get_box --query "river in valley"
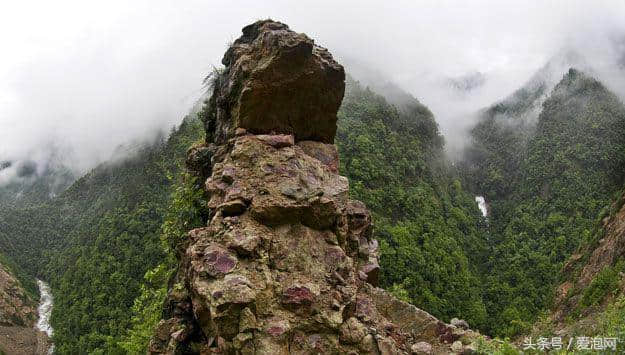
[36,280,54,354]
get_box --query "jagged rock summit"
[204,20,345,145]
[150,20,481,354]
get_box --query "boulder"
[451,340,464,353]
[450,317,470,330]
[203,20,345,145]
[411,341,433,355]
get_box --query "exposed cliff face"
[150,20,482,354]
[0,262,36,327]
[0,261,50,355]
[551,192,625,326]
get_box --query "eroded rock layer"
[0,263,49,355]
[0,263,35,327]
[150,20,479,354]
[203,20,345,145]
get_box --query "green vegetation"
[118,172,209,353]
[0,202,70,276]
[464,69,625,337]
[579,264,622,310]
[47,117,205,353]
[474,336,521,355]
[462,80,544,201]
[117,261,172,354]
[597,295,625,353]
[337,79,489,328]
[0,113,204,353]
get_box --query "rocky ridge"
[150,20,482,354]
[0,262,50,354]
[552,192,625,328]
[0,262,35,327]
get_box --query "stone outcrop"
[551,192,625,327]
[150,20,482,354]
[0,263,36,327]
[202,20,345,145]
[0,263,49,355]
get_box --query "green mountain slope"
[466,69,625,337]
[0,114,205,353]
[0,151,75,209]
[462,50,587,207]
[337,79,489,329]
[46,117,205,353]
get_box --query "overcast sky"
[2,0,625,172]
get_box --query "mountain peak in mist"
[445,71,487,93]
[0,161,12,171]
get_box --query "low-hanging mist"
[2,0,625,174]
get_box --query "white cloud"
[1,0,624,170]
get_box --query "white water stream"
[475,195,488,217]
[36,280,54,354]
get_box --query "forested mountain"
[462,50,586,202]
[337,79,489,329]
[0,112,205,352]
[46,117,205,353]
[0,150,76,278]
[0,150,75,209]
[462,68,625,337]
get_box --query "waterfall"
[475,196,488,217]
[36,280,54,354]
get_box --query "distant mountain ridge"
[0,147,75,209]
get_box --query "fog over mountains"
[2,0,625,177]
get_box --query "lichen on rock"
[150,19,481,354]
[201,20,345,145]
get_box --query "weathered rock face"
[552,193,625,325]
[202,20,345,145]
[0,263,36,327]
[0,265,50,355]
[150,20,481,354]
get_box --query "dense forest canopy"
[337,79,489,328]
